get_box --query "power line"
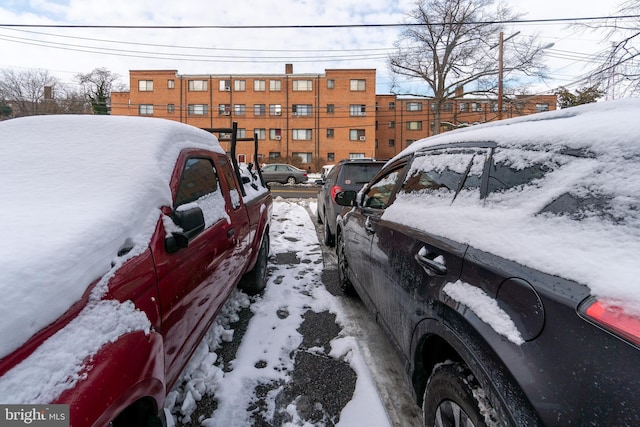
[0,15,639,29]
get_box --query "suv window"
[363,168,403,209]
[338,163,384,187]
[401,148,488,202]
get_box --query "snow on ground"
[166,198,391,427]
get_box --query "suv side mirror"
[165,206,205,253]
[335,190,357,206]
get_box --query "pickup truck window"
[217,159,242,210]
[175,158,219,207]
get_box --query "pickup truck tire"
[239,233,269,295]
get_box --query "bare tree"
[0,68,60,117]
[76,68,121,115]
[389,0,549,133]
[575,1,640,98]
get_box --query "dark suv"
[316,158,385,246]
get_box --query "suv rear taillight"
[331,185,343,201]
[582,298,640,346]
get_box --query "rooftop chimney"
[285,64,293,74]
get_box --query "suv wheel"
[336,232,354,295]
[423,362,499,427]
[323,212,334,246]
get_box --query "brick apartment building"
[111,65,556,170]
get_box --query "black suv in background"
[316,158,385,246]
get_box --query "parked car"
[334,99,640,426]
[0,115,272,426]
[261,163,309,184]
[317,158,385,246]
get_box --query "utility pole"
[495,31,520,120]
[498,32,504,120]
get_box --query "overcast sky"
[0,0,620,95]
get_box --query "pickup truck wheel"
[336,232,355,295]
[423,362,498,427]
[239,233,269,295]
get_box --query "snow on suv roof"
[0,115,223,360]
[391,98,640,162]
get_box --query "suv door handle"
[414,252,447,276]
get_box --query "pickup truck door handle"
[364,216,375,234]
[414,252,447,276]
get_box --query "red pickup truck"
[0,116,272,426]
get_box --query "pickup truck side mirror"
[335,190,357,207]
[165,206,205,253]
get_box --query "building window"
[219,80,231,91]
[327,129,334,138]
[269,80,281,91]
[138,80,153,91]
[388,121,395,128]
[389,139,395,147]
[234,104,246,116]
[234,80,246,91]
[471,102,483,112]
[407,102,422,111]
[269,152,281,159]
[293,80,313,91]
[237,128,246,138]
[327,79,335,89]
[459,102,469,112]
[167,104,175,113]
[536,103,549,112]
[254,104,266,116]
[167,79,175,89]
[349,129,366,141]
[350,79,366,91]
[270,104,282,116]
[292,129,312,140]
[327,152,335,162]
[219,104,231,115]
[406,121,422,130]
[269,129,282,140]
[327,104,335,114]
[350,104,366,116]
[293,152,312,163]
[188,104,208,115]
[349,153,365,159]
[389,101,395,110]
[254,80,266,91]
[443,102,453,111]
[139,104,153,115]
[254,128,266,139]
[292,104,312,116]
[188,80,208,91]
